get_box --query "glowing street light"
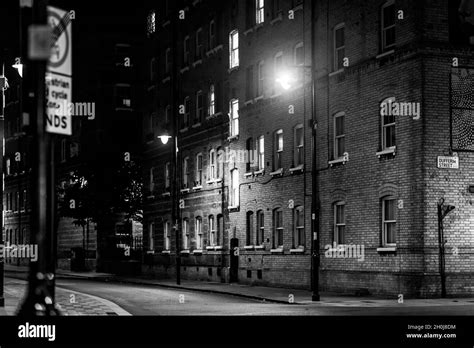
[275,69,297,90]
[12,63,23,78]
[158,135,172,145]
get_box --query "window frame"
[293,206,304,248]
[246,211,254,246]
[209,19,216,50]
[208,84,215,116]
[294,124,304,167]
[333,112,345,160]
[333,23,345,71]
[182,218,189,250]
[334,201,346,245]
[257,136,265,171]
[183,36,190,66]
[256,210,265,245]
[382,197,397,246]
[195,153,203,186]
[164,220,171,250]
[229,30,239,69]
[149,222,155,251]
[195,216,203,249]
[230,168,239,207]
[381,97,396,150]
[273,52,284,94]
[273,129,283,170]
[273,208,283,249]
[195,28,203,61]
[182,156,190,188]
[183,96,190,128]
[196,90,204,124]
[256,0,265,24]
[257,60,264,97]
[381,0,396,51]
[209,215,216,246]
[294,42,304,67]
[229,99,239,137]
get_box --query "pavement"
[5,263,474,309]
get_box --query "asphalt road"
[52,278,474,316]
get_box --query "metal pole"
[310,0,320,302]
[18,0,60,316]
[438,199,446,298]
[0,60,6,308]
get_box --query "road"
[49,278,474,316]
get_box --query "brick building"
[143,0,474,297]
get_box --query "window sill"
[192,122,202,128]
[180,66,190,74]
[255,245,265,250]
[270,168,283,177]
[180,188,190,194]
[227,135,239,142]
[270,14,283,25]
[377,247,396,253]
[162,250,171,254]
[244,28,253,36]
[291,4,303,12]
[254,95,264,102]
[244,100,254,106]
[180,250,190,255]
[244,245,254,250]
[270,92,282,99]
[215,178,223,183]
[376,147,396,158]
[162,20,170,28]
[161,192,171,197]
[179,127,189,133]
[289,165,304,174]
[192,59,202,67]
[254,169,265,176]
[192,185,203,190]
[244,172,254,178]
[206,246,215,251]
[376,49,395,59]
[270,248,284,254]
[328,69,344,77]
[146,195,155,200]
[192,0,201,6]
[254,23,264,31]
[228,205,239,212]
[162,76,170,84]
[329,155,349,167]
[290,248,305,254]
[228,66,239,74]
[193,249,203,255]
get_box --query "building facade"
[140,0,474,297]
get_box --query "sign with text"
[47,6,72,76]
[437,156,459,169]
[46,73,72,135]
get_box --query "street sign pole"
[18,0,60,317]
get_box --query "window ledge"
[244,28,253,36]
[270,248,284,254]
[162,20,170,28]
[376,49,395,59]
[254,23,264,30]
[214,44,223,52]
[228,205,239,212]
[254,169,265,176]
[255,245,265,250]
[206,179,216,184]
[161,192,171,197]
[228,66,239,74]
[244,172,254,178]
[270,168,283,177]
[215,178,223,183]
[193,249,203,255]
[329,69,344,77]
[162,76,170,84]
[254,95,264,102]
[180,66,190,74]
[270,92,282,99]
[192,0,201,6]
[377,247,396,253]
[376,147,396,158]
[192,59,202,67]
[289,165,304,174]
[180,188,190,194]
[214,246,223,251]
[162,250,171,254]
[180,250,190,255]
[290,248,305,253]
[192,122,202,128]
[329,155,349,167]
[270,14,283,25]
[206,49,215,58]
[179,127,189,133]
[292,4,303,12]
[206,246,215,251]
[146,250,155,254]
[192,185,203,190]
[244,245,254,250]
[146,195,155,200]
[227,135,239,142]
[244,100,254,106]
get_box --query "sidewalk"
[5,264,474,308]
[0,277,131,316]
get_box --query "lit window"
[230,169,239,207]
[196,217,203,249]
[257,136,264,171]
[164,221,170,250]
[256,210,264,245]
[209,20,216,49]
[334,24,345,71]
[381,1,396,51]
[147,11,156,36]
[195,153,203,186]
[256,0,265,24]
[229,30,239,68]
[273,129,283,170]
[195,28,203,60]
[382,197,397,246]
[229,99,239,137]
[293,206,304,248]
[196,91,204,124]
[257,60,264,97]
[182,218,189,249]
[6,158,11,175]
[183,36,190,65]
[209,149,217,180]
[333,112,345,159]
[381,98,396,150]
[209,215,216,246]
[294,124,304,166]
[273,208,283,248]
[294,42,304,66]
[182,157,190,188]
[334,202,345,244]
[149,222,155,251]
[208,84,215,116]
[165,162,171,190]
[246,211,254,246]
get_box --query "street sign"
[46,6,72,135]
[28,25,52,60]
[437,156,459,169]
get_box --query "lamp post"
[276,63,319,301]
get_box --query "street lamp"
[158,135,172,145]
[276,64,320,302]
